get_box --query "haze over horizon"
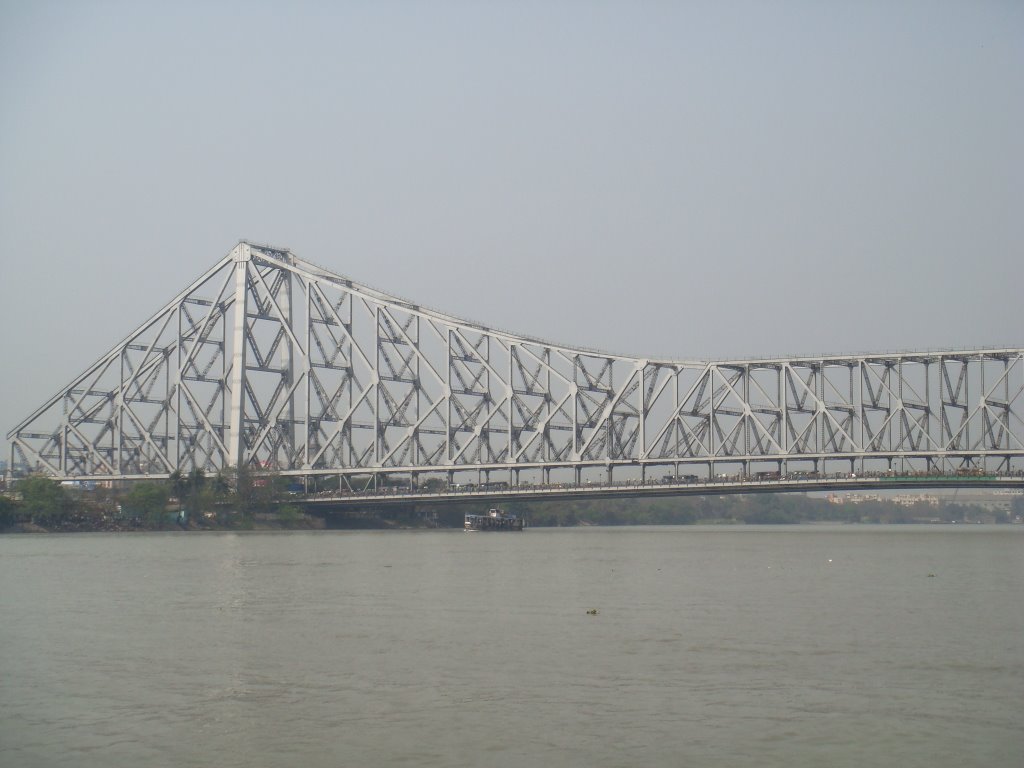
[2,1,1021,454]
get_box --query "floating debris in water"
[586,609,599,615]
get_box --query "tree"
[18,476,69,525]
[226,466,282,519]
[277,504,303,524]
[1011,495,1024,520]
[125,482,170,527]
[187,468,207,496]
[168,470,188,502]
[171,467,208,521]
[0,494,19,528]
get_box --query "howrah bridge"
[8,242,1024,502]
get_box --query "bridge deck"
[295,475,1024,508]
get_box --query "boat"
[464,508,525,531]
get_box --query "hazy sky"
[1,1,1021,453]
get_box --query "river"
[1,525,1021,767]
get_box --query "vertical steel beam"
[227,243,250,468]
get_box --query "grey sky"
[1,1,1021,454]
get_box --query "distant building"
[834,492,938,506]
[893,494,939,507]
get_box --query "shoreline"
[4,518,1017,534]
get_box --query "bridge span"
[8,241,1023,488]
[295,473,1024,509]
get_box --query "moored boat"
[464,508,525,531]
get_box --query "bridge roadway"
[294,473,1024,509]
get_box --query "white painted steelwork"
[8,242,1024,483]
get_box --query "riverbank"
[4,486,1018,533]
[5,516,1018,534]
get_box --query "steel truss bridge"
[8,242,1024,499]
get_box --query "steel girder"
[8,242,1024,480]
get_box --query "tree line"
[0,468,301,531]
[423,492,1019,528]
[2,473,1018,531]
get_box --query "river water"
[1,525,1021,768]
